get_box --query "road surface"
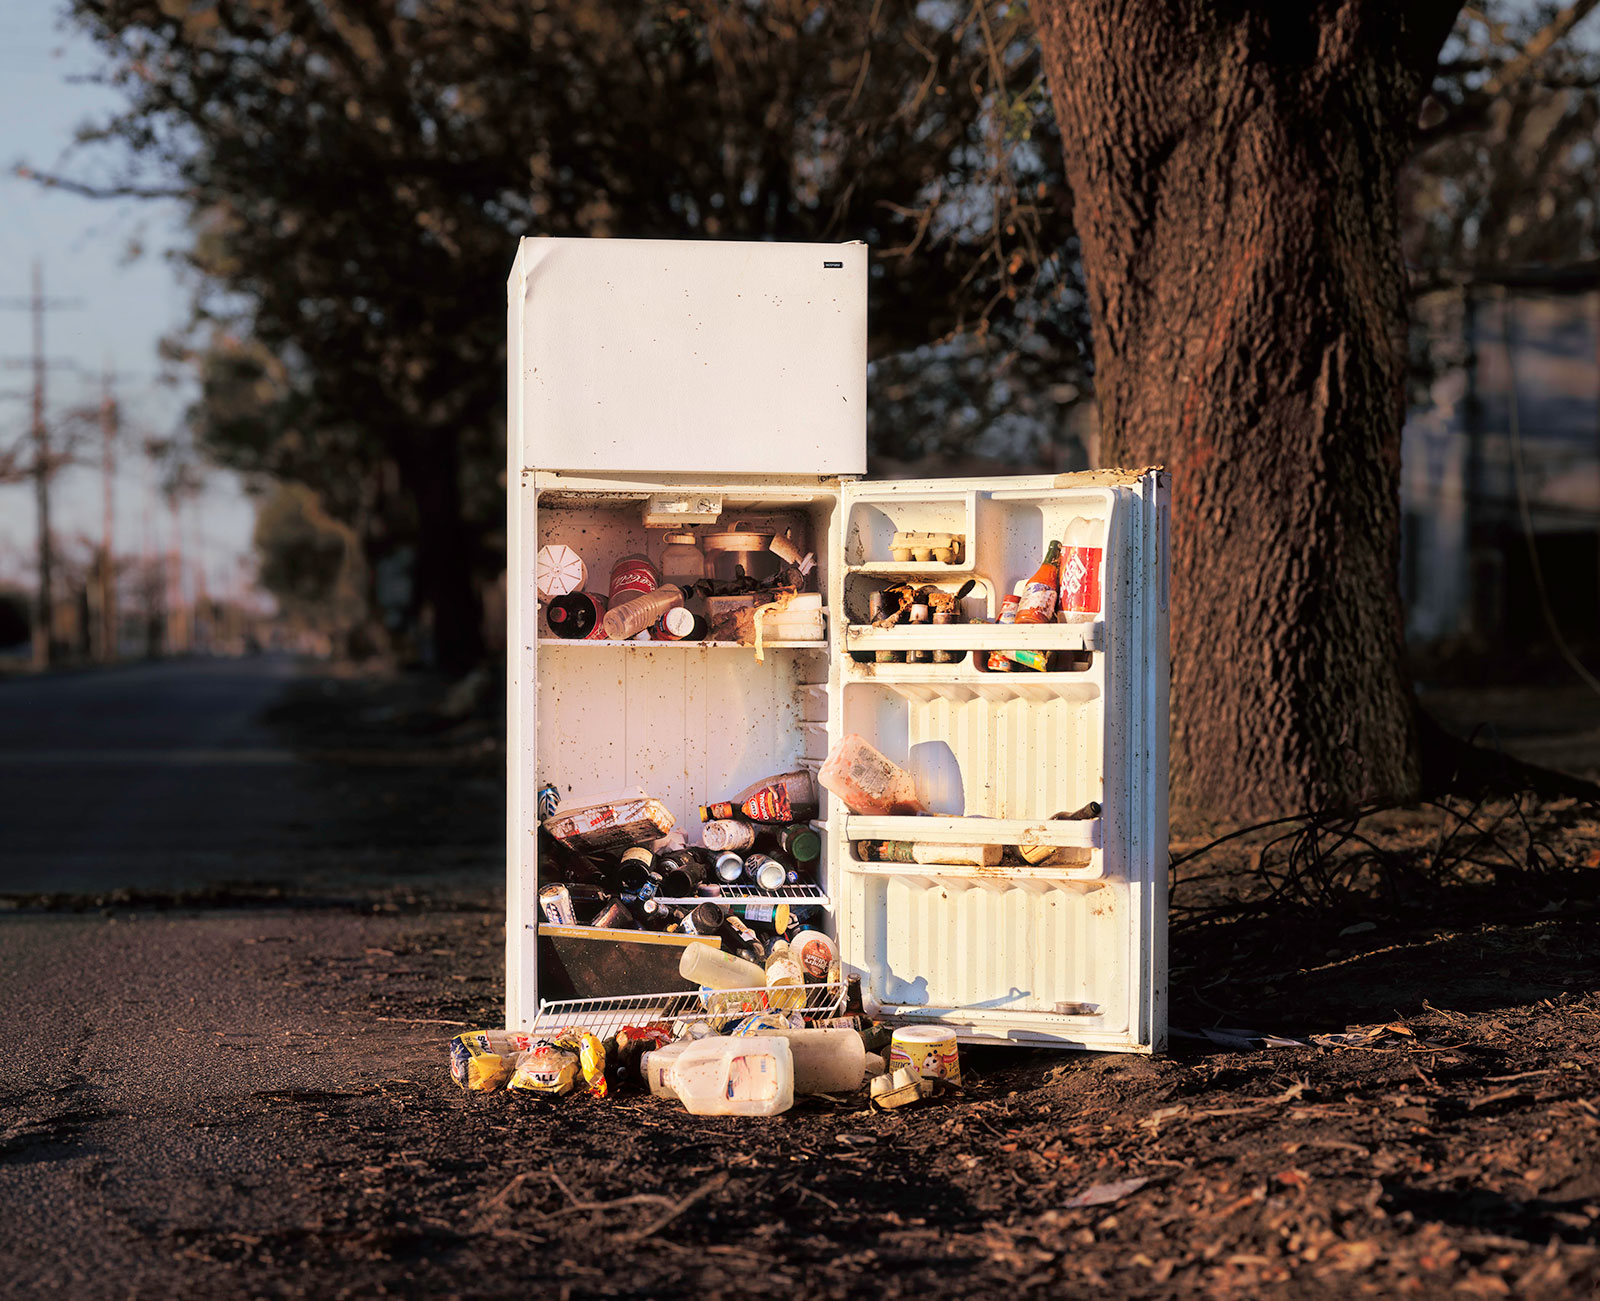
[0,657,500,899]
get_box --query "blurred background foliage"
[41,0,1599,671]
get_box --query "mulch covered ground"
[127,796,1598,1299]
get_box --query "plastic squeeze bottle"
[678,942,768,991]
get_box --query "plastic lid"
[663,606,697,636]
[891,1025,958,1045]
[663,532,700,545]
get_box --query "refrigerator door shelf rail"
[843,814,1102,850]
[843,621,1104,653]
[652,884,834,910]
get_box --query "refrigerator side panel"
[505,273,541,1029]
[1142,471,1171,1050]
[510,237,866,477]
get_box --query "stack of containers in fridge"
[506,235,1170,1054]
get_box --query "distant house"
[1402,274,1599,654]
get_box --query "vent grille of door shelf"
[531,983,847,1040]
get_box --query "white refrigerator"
[506,236,1170,1053]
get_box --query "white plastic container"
[639,1039,693,1098]
[668,1036,795,1116]
[678,943,767,991]
[748,1027,864,1095]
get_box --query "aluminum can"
[539,883,576,926]
[589,901,637,930]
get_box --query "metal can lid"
[755,859,787,891]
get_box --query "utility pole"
[0,262,83,669]
[98,365,119,662]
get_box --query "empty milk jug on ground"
[668,1035,794,1116]
[748,1027,865,1095]
[818,733,926,815]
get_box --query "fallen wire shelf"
[650,883,833,910]
[532,982,847,1040]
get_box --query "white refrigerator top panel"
[509,237,867,476]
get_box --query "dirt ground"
[4,668,1600,1298]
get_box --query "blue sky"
[0,3,257,601]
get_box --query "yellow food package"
[508,1027,609,1097]
[449,1030,536,1092]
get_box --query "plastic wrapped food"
[508,1028,609,1097]
[543,796,675,855]
[448,1030,537,1092]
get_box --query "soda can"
[745,853,790,892]
[539,883,576,926]
[714,851,746,883]
[537,783,561,820]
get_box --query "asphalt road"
[0,657,500,900]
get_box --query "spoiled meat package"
[542,796,676,854]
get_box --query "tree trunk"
[402,433,484,677]
[1035,1,1461,821]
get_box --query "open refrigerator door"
[830,471,1169,1051]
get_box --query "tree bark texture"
[1035,1,1461,820]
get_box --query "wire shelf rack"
[532,981,846,1040]
[651,883,833,910]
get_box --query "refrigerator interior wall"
[521,480,842,1018]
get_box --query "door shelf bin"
[844,621,1104,653]
[844,814,1101,849]
[842,664,1101,705]
[845,855,1103,884]
[843,490,977,568]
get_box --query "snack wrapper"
[449,1029,536,1093]
[508,1027,610,1097]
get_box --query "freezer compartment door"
[508,237,866,476]
[831,471,1169,1052]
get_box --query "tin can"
[888,1025,961,1085]
[609,554,660,603]
[537,783,561,820]
[680,901,725,937]
[907,602,932,663]
[713,851,745,883]
[539,883,576,926]
[589,901,637,930]
[745,853,789,892]
[931,610,962,664]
